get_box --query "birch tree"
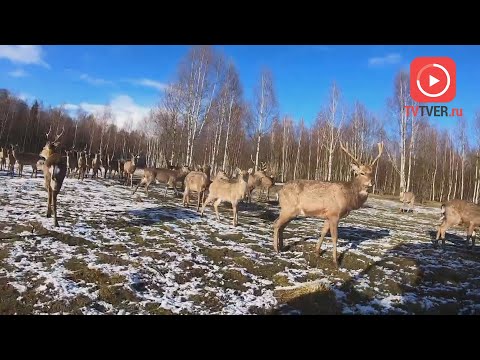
[252,68,277,172]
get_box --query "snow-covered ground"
[1,170,480,315]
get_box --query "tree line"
[1,45,477,204]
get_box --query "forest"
[1,45,476,203]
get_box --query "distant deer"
[399,191,415,212]
[273,141,384,268]
[183,165,211,211]
[77,148,87,180]
[5,148,15,176]
[436,199,480,249]
[65,148,78,178]
[91,152,103,178]
[132,165,189,197]
[106,154,119,179]
[11,144,41,177]
[201,167,249,226]
[0,147,6,170]
[39,126,67,227]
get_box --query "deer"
[39,126,67,227]
[133,165,190,197]
[183,165,211,211]
[77,148,87,180]
[65,148,78,178]
[246,168,275,203]
[200,167,249,227]
[5,148,15,176]
[399,191,415,213]
[91,152,103,178]
[436,199,480,249]
[246,157,275,202]
[85,151,93,178]
[0,146,6,171]
[273,141,384,268]
[11,144,41,177]
[123,154,140,188]
[106,154,119,179]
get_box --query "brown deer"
[123,154,140,187]
[399,191,415,213]
[200,168,249,227]
[39,126,67,227]
[5,148,15,176]
[77,148,87,180]
[11,144,41,177]
[65,148,78,178]
[273,141,384,268]
[246,168,275,203]
[106,154,119,179]
[91,152,103,178]
[183,165,211,211]
[132,165,190,197]
[436,199,480,249]
[0,147,6,170]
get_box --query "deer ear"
[350,163,360,174]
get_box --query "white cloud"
[79,73,113,86]
[64,95,151,130]
[18,92,35,102]
[368,53,402,66]
[8,69,28,78]
[132,78,168,91]
[0,45,49,68]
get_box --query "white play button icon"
[429,75,440,87]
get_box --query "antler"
[250,154,256,165]
[339,141,360,165]
[46,125,52,140]
[370,142,384,166]
[53,126,65,145]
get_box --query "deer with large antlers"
[40,125,67,227]
[273,141,384,268]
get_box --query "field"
[1,168,480,315]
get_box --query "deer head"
[340,141,384,189]
[40,125,65,159]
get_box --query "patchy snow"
[1,172,480,314]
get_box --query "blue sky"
[1,45,479,134]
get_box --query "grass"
[2,173,480,314]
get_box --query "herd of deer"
[1,130,479,269]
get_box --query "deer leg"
[46,188,52,218]
[232,201,238,226]
[466,223,475,248]
[196,191,202,212]
[329,216,340,268]
[183,188,189,207]
[273,209,298,252]
[132,178,146,195]
[315,220,331,255]
[145,181,151,196]
[213,198,222,222]
[200,194,214,217]
[52,191,59,227]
